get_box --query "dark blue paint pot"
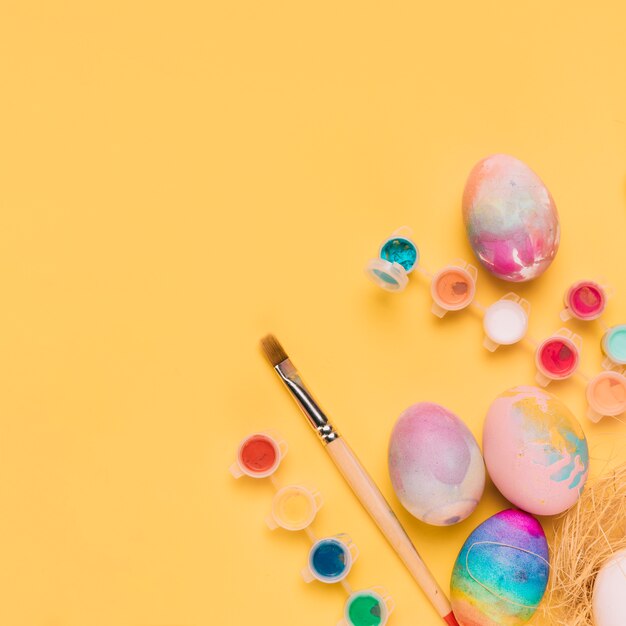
[308,536,355,583]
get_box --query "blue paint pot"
[365,228,419,293]
[305,535,357,583]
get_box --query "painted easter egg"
[450,509,549,626]
[483,386,589,516]
[462,154,560,282]
[592,548,626,626]
[388,402,485,526]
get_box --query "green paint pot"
[344,589,393,626]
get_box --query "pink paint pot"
[561,280,608,321]
[535,329,581,386]
[586,370,626,422]
[430,260,477,318]
[230,431,287,479]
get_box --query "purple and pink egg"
[388,403,485,526]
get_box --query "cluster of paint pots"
[231,431,395,626]
[365,228,477,316]
[366,232,626,423]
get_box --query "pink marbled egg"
[388,403,485,526]
[463,154,560,282]
[483,386,589,516]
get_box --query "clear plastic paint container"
[483,293,530,351]
[229,431,287,479]
[365,227,419,292]
[302,534,359,584]
[586,369,626,423]
[601,324,626,365]
[535,328,582,387]
[430,260,477,317]
[266,484,323,531]
[560,280,610,322]
[338,587,395,626]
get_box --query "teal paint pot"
[602,324,626,365]
[365,227,419,292]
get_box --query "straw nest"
[539,461,626,625]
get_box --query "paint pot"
[535,329,581,386]
[601,325,626,365]
[266,484,323,531]
[483,293,530,351]
[430,260,477,317]
[365,227,419,292]
[561,280,608,321]
[586,370,626,422]
[230,431,287,479]
[338,587,395,626]
[302,534,359,584]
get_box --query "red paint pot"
[535,333,581,385]
[230,432,286,478]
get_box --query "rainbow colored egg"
[388,403,485,526]
[462,154,560,282]
[483,386,589,516]
[450,509,549,626]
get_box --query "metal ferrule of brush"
[274,360,340,445]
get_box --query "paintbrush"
[260,334,459,626]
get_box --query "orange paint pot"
[431,262,477,317]
[586,370,626,422]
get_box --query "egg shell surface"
[592,548,626,626]
[388,402,485,526]
[462,154,560,282]
[450,508,549,626]
[483,386,589,516]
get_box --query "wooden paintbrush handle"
[326,437,457,624]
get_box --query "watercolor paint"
[230,431,286,479]
[304,536,357,583]
[430,262,477,317]
[602,325,626,365]
[240,435,277,473]
[345,591,388,626]
[563,280,607,321]
[365,228,419,292]
[379,237,418,272]
[483,295,530,350]
[312,539,349,580]
[535,335,580,384]
[586,371,626,422]
[268,485,322,531]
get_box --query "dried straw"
[539,462,626,626]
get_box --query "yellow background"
[1,1,625,625]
